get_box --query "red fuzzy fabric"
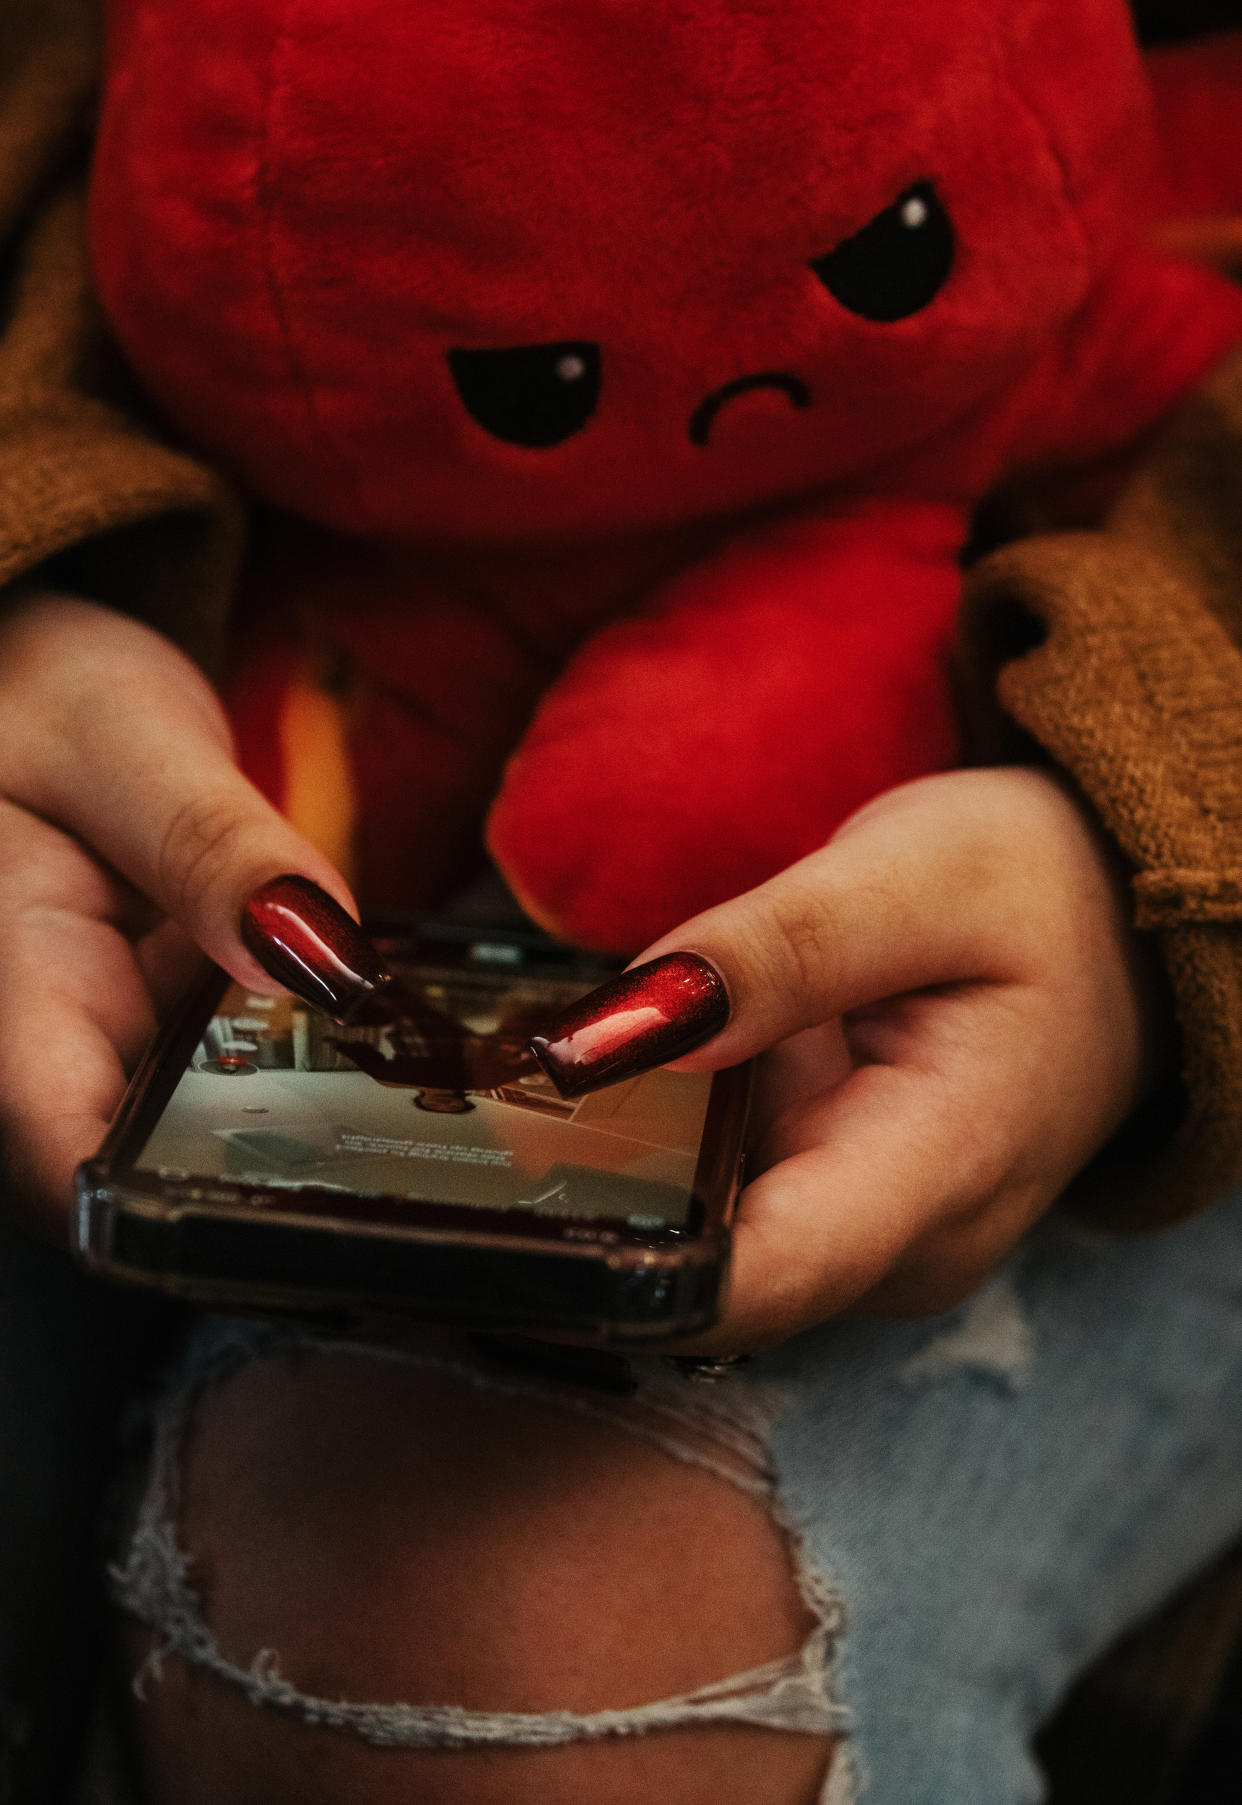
[1147,33,1242,217]
[90,0,1242,948]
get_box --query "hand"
[0,592,358,1237]
[541,769,1167,1351]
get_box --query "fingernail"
[529,952,729,1099]
[241,875,394,1023]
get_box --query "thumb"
[529,773,1039,1094]
[6,599,388,1017]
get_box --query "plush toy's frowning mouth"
[689,371,812,446]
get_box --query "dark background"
[1134,0,1242,40]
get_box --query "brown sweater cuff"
[0,176,243,670]
[0,411,242,671]
[961,531,1242,1228]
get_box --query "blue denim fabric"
[105,1191,1242,1803]
[760,1194,1242,1802]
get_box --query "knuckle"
[953,1146,1017,1224]
[156,790,257,923]
[748,878,842,1017]
[910,1266,986,1318]
[1,1112,88,1231]
[0,811,97,923]
[871,1248,989,1319]
[0,811,40,898]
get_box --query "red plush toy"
[90,0,1242,950]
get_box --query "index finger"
[531,770,1065,1096]
[0,596,362,996]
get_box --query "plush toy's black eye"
[447,341,601,448]
[810,183,954,323]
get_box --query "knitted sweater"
[4,0,1242,1226]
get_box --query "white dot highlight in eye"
[901,196,929,230]
[556,354,587,383]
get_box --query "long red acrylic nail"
[528,952,729,1099]
[241,875,395,1023]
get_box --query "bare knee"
[118,1345,834,1805]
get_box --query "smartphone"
[75,921,750,1344]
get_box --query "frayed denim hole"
[111,1320,851,1784]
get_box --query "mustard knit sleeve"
[0,0,241,669]
[961,343,1242,1227]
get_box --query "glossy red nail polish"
[241,875,395,1023]
[529,952,729,1098]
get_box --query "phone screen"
[127,951,713,1234]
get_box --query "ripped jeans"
[110,1190,1242,1805]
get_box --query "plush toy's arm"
[1001,246,1242,490]
[486,499,967,953]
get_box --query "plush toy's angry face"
[93,0,1152,539]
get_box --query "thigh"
[111,1191,1242,1805]
[114,1326,837,1805]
